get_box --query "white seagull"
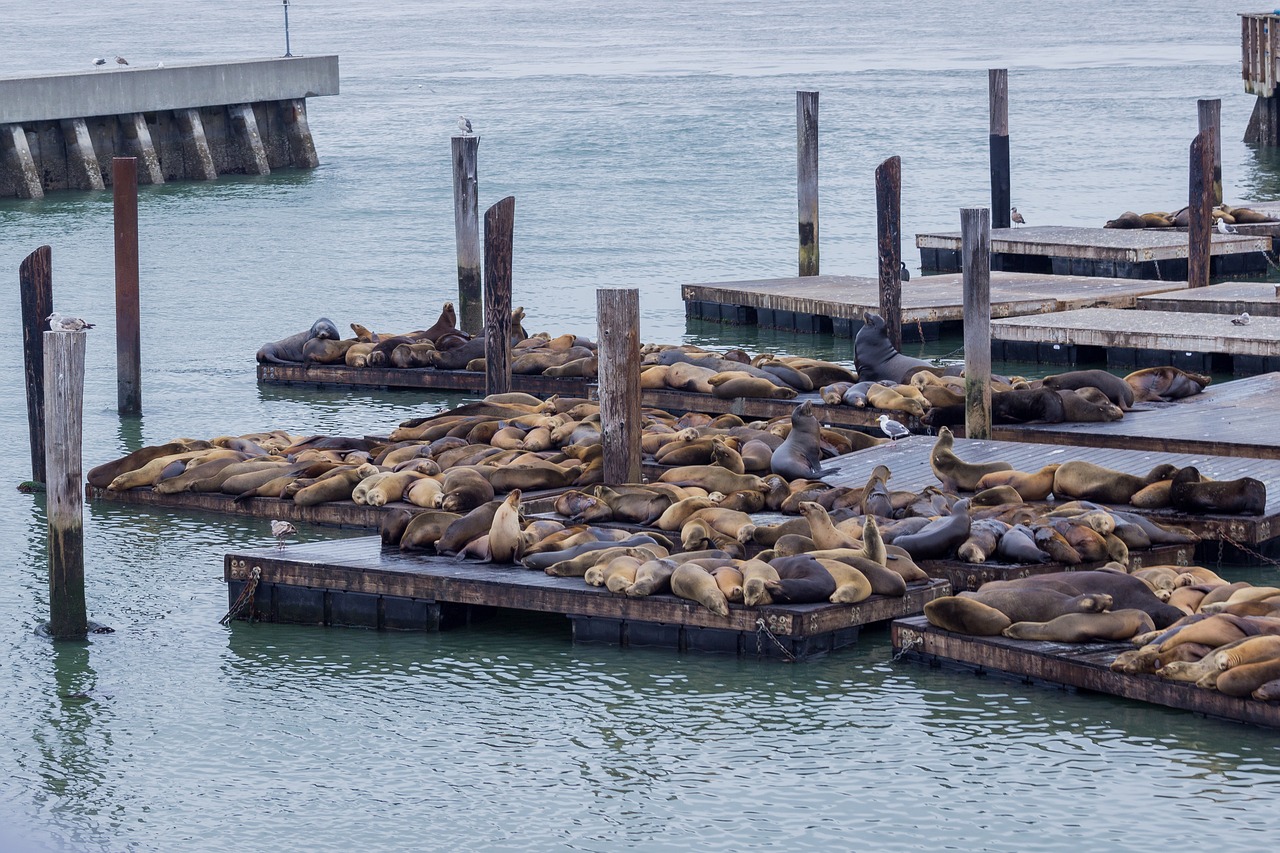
[878,414,910,446]
[1232,311,1251,326]
[1216,218,1238,235]
[92,57,106,66]
[46,312,95,332]
[457,115,473,135]
[271,519,296,549]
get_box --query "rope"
[754,617,796,662]
[220,566,261,626]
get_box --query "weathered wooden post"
[797,90,819,277]
[20,246,53,484]
[483,195,514,396]
[1198,99,1223,206]
[452,135,482,336]
[961,207,992,439]
[44,329,88,640]
[989,69,1010,230]
[597,288,642,485]
[114,157,142,415]
[876,155,903,351]
[1188,131,1214,289]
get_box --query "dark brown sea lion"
[1169,466,1267,516]
[769,400,831,480]
[855,312,938,383]
[422,302,460,342]
[924,596,1013,635]
[981,570,1184,628]
[1125,366,1210,403]
[764,555,837,604]
[399,510,463,551]
[1039,369,1134,410]
[1056,389,1124,422]
[891,499,972,560]
[1003,609,1155,642]
[1052,461,1178,505]
[959,587,1113,624]
[257,318,341,364]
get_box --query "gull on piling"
[46,312,95,332]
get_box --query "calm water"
[2,2,1279,850]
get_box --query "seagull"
[1011,207,1026,227]
[900,261,911,282]
[46,312,95,332]
[457,115,473,135]
[878,414,910,446]
[1216,218,1239,235]
[115,55,128,66]
[271,519,296,549]
[93,57,106,66]
[1232,311,1251,326]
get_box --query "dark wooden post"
[797,90,819,276]
[483,196,514,396]
[113,157,142,415]
[961,207,992,439]
[20,246,52,484]
[597,288,642,485]
[1198,99,1223,206]
[44,330,88,640]
[1189,131,1214,289]
[452,135,482,336]
[989,69,1010,230]
[875,155,903,351]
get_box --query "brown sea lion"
[798,502,860,550]
[959,587,1113,624]
[770,400,832,480]
[924,596,1013,636]
[892,499,972,560]
[670,563,730,616]
[1168,466,1267,516]
[764,555,837,604]
[1002,609,1155,642]
[399,510,463,551]
[304,337,358,364]
[741,559,781,606]
[709,372,798,399]
[440,468,496,512]
[975,465,1060,501]
[1125,366,1210,403]
[1217,658,1280,698]
[855,311,938,383]
[1052,461,1178,505]
[1039,369,1134,410]
[257,318,341,364]
[957,518,1009,564]
[488,489,524,564]
[929,427,1012,492]
[627,558,678,597]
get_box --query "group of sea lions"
[1104,203,1276,229]
[638,344,857,400]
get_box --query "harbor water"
[1,1,1278,849]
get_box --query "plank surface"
[991,307,1280,356]
[257,362,591,396]
[915,225,1267,261]
[891,616,1280,728]
[682,271,1185,322]
[1137,280,1280,316]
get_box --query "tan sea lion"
[488,490,524,564]
[440,468,497,512]
[929,427,1012,492]
[709,565,745,603]
[741,559,781,606]
[398,510,462,551]
[975,465,1060,501]
[1217,658,1280,697]
[627,558,678,597]
[798,502,860,550]
[1215,635,1280,671]
[709,372,797,399]
[1052,461,1178,505]
[304,337,359,364]
[814,559,873,604]
[658,466,768,494]
[1002,609,1155,642]
[670,563,730,616]
[1125,366,1210,402]
[924,596,1013,636]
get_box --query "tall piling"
[989,69,1010,230]
[453,135,482,336]
[44,330,88,640]
[19,245,52,483]
[113,157,142,415]
[597,288,642,485]
[1198,99,1223,206]
[961,207,992,439]
[483,195,515,396]
[1189,131,1214,289]
[797,90,819,277]
[875,155,903,351]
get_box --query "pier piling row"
[0,56,338,198]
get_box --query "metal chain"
[220,566,261,626]
[755,618,797,662]
[1258,249,1280,272]
[1215,531,1280,568]
[888,632,922,663]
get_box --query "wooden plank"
[891,616,1280,728]
[875,155,903,349]
[597,289,642,484]
[483,196,514,396]
[989,69,1010,229]
[1136,281,1280,316]
[915,225,1267,262]
[1188,131,1213,289]
[19,245,52,483]
[255,362,591,397]
[451,134,482,336]
[45,330,88,639]
[796,90,819,277]
[225,536,950,636]
[113,157,142,415]
[961,207,992,438]
[991,306,1280,357]
[682,272,1186,324]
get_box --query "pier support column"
[989,69,1010,230]
[121,113,164,185]
[281,99,319,168]
[796,91,819,277]
[175,109,218,180]
[229,104,270,176]
[2,124,44,199]
[58,118,104,191]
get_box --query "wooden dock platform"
[998,374,1280,460]
[819,437,1280,548]
[917,543,1194,593]
[1137,280,1280,317]
[257,362,592,397]
[991,307,1280,374]
[682,271,1185,337]
[890,616,1280,729]
[916,225,1269,279]
[223,537,951,659]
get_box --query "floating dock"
[916,226,1269,279]
[891,616,1279,728]
[991,307,1280,374]
[682,271,1184,337]
[916,543,1194,593]
[1136,280,1280,317]
[223,537,951,659]
[256,362,592,397]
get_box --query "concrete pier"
[0,56,338,198]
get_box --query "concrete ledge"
[0,56,339,124]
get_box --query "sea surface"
[1,2,1278,850]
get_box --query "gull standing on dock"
[271,520,296,549]
[46,312,94,331]
[1232,311,1251,326]
[92,57,106,66]
[1216,218,1238,235]
[1010,207,1026,227]
[457,115,473,135]
[878,415,910,446]
[115,55,128,65]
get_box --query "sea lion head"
[310,317,340,341]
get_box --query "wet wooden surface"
[257,362,592,396]
[991,307,1280,356]
[1137,280,1280,317]
[915,225,1268,261]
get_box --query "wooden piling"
[597,288,642,484]
[1189,131,1213,289]
[113,158,142,415]
[989,69,1010,230]
[452,135,482,335]
[875,155,903,351]
[19,246,52,483]
[796,91,819,277]
[961,207,992,439]
[483,195,515,396]
[1198,99,1223,206]
[44,330,88,640]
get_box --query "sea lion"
[1168,466,1266,516]
[808,551,906,597]
[1217,658,1280,698]
[398,510,462,551]
[924,596,1013,636]
[929,427,1012,492]
[602,556,642,594]
[798,502,860,550]
[1056,389,1124,422]
[984,570,1185,628]
[440,468,497,513]
[975,465,1060,501]
[1039,369,1135,410]
[670,563,730,615]
[389,342,439,369]
[436,501,504,555]
[709,372,797,399]
[1214,635,1280,671]
[891,499,972,560]
[304,337,358,364]
[256,317,341,364]
[1125,367,1210,403]
[627,558,678,597]
[741,559,781,606]
[422,302,460,342]
[379,507,416,548]
[1052,461,1178,505]
[855,312,937,383]
[957,518,1009,564]
[709,565,745,603]
[658,466,768,494]
[765,555,837,604]
[814,559,873,604]
[864,383,925,418]
[1002,609,1155,642]
[770,400,831,480]
[959,587,1113,624]
[488,490,524,563]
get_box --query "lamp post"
[283,0,292,57]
